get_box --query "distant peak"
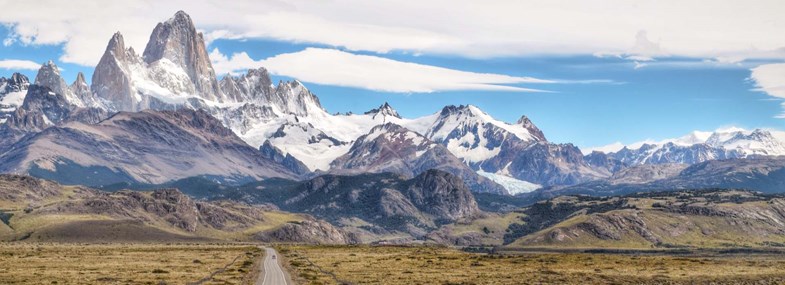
[440,104,469,116]
[143,10,199,65]
[36,60,61,76]
[364,102,401,119]
[111,31,124,42]
[368,122,409,135]
[174,10,189,18]
[73,72,87,86]
[517,115,546,141]
[516,115,532,125]
[8,72,29,85]
[34,60,68,96]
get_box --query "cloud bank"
[1,0,785,66]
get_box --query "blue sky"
[1,1,784,149]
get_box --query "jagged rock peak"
[34,61,69,97]
[92,31,137,112]
[106,32,126,57]
[273,80,324,115]
[143,10,223,101]
[364,102,401,119]
[1,73,30,92]
[7,73,29,86]
[143,10,198,65]
[517,115,546,141]
[72,72,87,87]
[439,104,470,116]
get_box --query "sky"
[1,0,784,150]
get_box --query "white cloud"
[215,47,552,93]
[0,59,41,70]
[2,0,785,66]
[750,63,785,118]
[209,48,264,76]
[751,63,785,99]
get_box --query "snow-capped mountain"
[0,62,111,149]
[601,128,785,166]
[329,123,507,194]
[91,12,233,112]
[412,105,542,164]
[403,105,609,187]
[0,73,30,123]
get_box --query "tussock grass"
[0,243,261,284]
[279,245,785,284]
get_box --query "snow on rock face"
[93,12,230,112]
[364,102,401,120]
[34,61,95,109]
[329,123,508,194]
[418,105,539,163]
[0,73,30,118]
[219,68,274,103]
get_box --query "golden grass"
[0,243,261,284]
[279,245,785,285]
[510,209,785,249]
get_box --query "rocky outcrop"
[0,174,362,244]
[0,174,65,205]
[226,170,484,239]
[508,189,785,248]
[403,169,481,221]
[255,219,360,244]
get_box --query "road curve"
[257,247,288,285]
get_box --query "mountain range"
[2,10,785,198]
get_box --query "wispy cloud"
[212,48,553,93]
[0,59,40,70]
